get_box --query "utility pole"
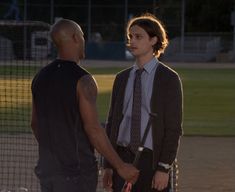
[231,9,235,61]
[88,0,91,42]
[153,0,156,15]
[180,0,185,59]
[124,0,128,27]
[23,0,27,60]
[50,0,54,24]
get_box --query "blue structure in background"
[3,0,21,21]
[86,42,126,60]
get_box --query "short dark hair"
[126,13,169,58]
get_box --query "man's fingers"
[152,171,169,190]
[103,169,113,189]
[153,181,168,190]
[104,187,113,192]
[130,173,139,184]
[151,177,154,188]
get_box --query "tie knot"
[136,68,144,76]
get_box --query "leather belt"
[117,145,152,154]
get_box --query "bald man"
[31,19,139,192]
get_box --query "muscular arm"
[31,99,39,142]
[76,74,124,171]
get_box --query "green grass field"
[0,65,234,136]
[94,67,235,136]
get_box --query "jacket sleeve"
[103,74,119,169]
[157,72,183,170]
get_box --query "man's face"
[127,25,156,58]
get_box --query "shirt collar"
[133,57,158,74]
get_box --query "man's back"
[32,59,96,177]
[31,19,139,192]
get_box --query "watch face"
[159,162,171,169]
[165,165,171,169]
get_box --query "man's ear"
[151,36,158,45]
[73,33,79,43]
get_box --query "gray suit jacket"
[104,62,183,171]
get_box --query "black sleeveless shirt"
[32,59,96,177]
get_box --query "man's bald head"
[50,19,83,47]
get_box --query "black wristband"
[157,165,170,173]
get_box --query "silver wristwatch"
[158,162,171,169]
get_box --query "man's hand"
[77,75,139,188]
[117,163,139,184]
[152,170,169,191]
[103,165,139,192]
[103,168,113,192]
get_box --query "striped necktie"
[129,68,143,153]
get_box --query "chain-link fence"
[0,20,49,192]
[0,19,108,192]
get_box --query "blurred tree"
[186,0,234,32]
[0,0,234,39]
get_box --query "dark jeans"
[38,171,98,192]
[112,146,170,192]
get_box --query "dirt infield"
[79,59,235,191]
[1,60,234,191]
[0,135,234,192]
[96,136,235,192]
[177,136,235,192]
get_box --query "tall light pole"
[231,10,235,61]
[180,0,185,59]
[124,0,128,41]
[23,0,27,21]
[50,0,54,24]
[23,0,27,60]
[153,0,156,15]
[88,0,91,42]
